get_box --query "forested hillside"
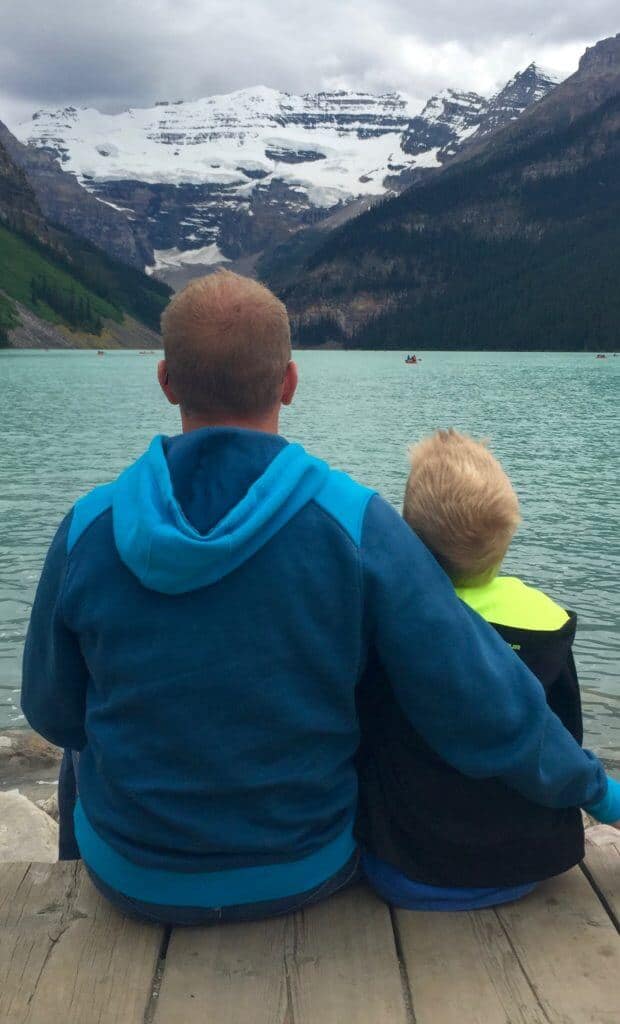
[279,35,620,351]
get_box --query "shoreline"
[3,343,620,353]
[0,728,62,804]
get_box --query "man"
[22,272,619,925]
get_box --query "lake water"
[1,349,619,767]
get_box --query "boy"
[357,429,602,911]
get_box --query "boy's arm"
[361,495,617,819]
[21,513,88,750]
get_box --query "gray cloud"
[0,0,618,125]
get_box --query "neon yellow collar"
[455,576,569,631]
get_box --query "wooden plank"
[396,865,620,1024]
[495,866,620,1023]
[156,885,409,1024]
[287,886,409,1024]
[394,904,547,1024]
[0,861,164,1024]
[154,913,289,1024]
[582,824,620,928]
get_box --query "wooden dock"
[1,825,618,1024]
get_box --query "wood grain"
[287,886,410,1024]
[156,885,409,1024]
[394,903,547,1023]
[582,824,620,929]
[0,861,163,1024]
[495,866,620,1023]
[154,912,289,1024]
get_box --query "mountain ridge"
[12,66,559,283]
[277,34,620,351]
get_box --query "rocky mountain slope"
[398,64,558,170]
[0,135,50,242]
[279,35,620,351]
[0,136,170,348]
[0,121,152,270]
[12,68,558,284]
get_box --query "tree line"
[30,274,104,334]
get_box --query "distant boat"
[405,355,418,364]
[97,350,105,356]
[596,353,606,359]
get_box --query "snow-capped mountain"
[401,64,560,164]
[13,68,560,283]
[19,88,421,195]
[400,90,487,159]
[475,63,561,137]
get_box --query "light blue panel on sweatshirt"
[314,471,375,546]
[67,482,116,553]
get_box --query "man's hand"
[584,777,620,827]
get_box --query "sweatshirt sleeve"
[21,512,88,750]
[361,495,607,810]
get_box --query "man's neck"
[180,409,281,436]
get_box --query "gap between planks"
[144,926,172,1024]
[579,824,620,932]
[152,885,411,1024]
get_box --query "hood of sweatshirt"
[112,427,331,594]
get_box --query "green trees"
[30,274,104,333]
[0,294,17,346]
[55,233,171,331]
[284,93,620,352]
[0,217,172,344]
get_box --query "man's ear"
[157,359,180,406]
[281,360,298,407]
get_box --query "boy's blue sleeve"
[21,512,88,750]
[361,495,608,810]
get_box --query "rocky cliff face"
[12,69,560,284]
[0,132,170,348]
[0,137,48,241]
[399,65,558,163]
[0,122,152,270]
[451,34,620,169]
[401,90,487,160]
[580,33,620,74]
[475,64,559,137]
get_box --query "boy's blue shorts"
[362,852,536,911]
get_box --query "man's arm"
[21,513,88,750]
[361,496,619,821]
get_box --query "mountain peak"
[493,62,560,102]
[579,33,620,75]
[520,62,561,83]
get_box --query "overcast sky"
[1,1,618,126]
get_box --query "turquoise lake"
[1,349,619,767]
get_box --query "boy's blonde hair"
[403,429,521,585]
[161,270,291,417]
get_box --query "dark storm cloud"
[0,0,618,123]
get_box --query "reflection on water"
[1,349,619,766]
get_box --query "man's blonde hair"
[403,429,521,584]
[161,270,291,417]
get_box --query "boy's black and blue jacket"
[21,428,614,908]
[357,578,590,889]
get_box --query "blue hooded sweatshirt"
[21,428,613,907]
